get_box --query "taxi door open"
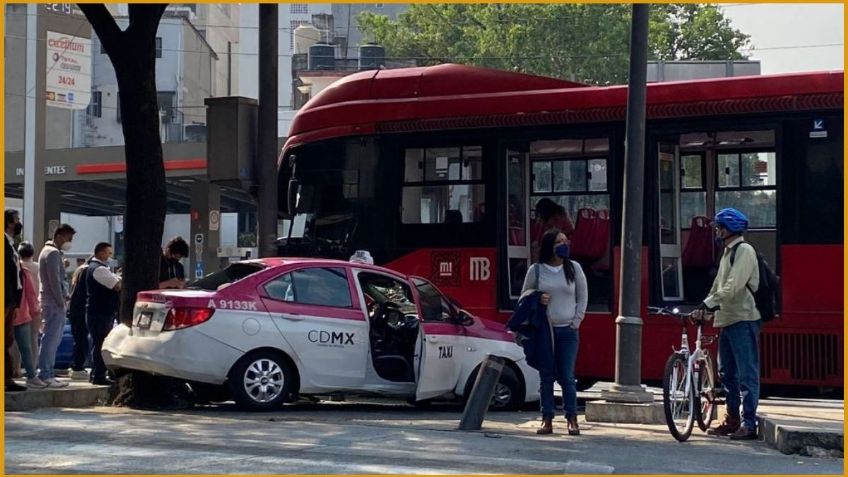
[411,278,466,401]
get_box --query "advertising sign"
[46,30,91,110]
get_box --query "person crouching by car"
[85,242,121,385]
[521,228,587,436]
[159,236,188,289]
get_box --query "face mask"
[555,243,570,259]
[13,222,22,237]
[61,241,72,252]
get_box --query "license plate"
[137,311,153,329]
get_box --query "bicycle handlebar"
[647,306,689,318]
[648,306,713,323]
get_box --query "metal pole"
[257,4,279,257]
[603,3,653,403]
[23,3,37,242]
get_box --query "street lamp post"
[601,3,654,404]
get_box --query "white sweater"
[521,261,588,328]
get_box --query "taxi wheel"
[229,351,293,411]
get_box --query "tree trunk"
[114,38,166,325]
[79,4,168,325]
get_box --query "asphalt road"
[4,397,843,474]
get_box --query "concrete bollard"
[458,354,504,431]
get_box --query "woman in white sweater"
[521,228,588,435]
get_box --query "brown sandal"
[536,418,553,435]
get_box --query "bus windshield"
[281,157,357,258]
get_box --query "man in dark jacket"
[86,242,121,385]
[67,257,91,380]
[4,210,26,392]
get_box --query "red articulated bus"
[278,64,843,393]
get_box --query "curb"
[759,415,844,456]
[5,385,111,411]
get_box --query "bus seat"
[681,216,715,268]
[570,208,597,260]
[590,209,611,270]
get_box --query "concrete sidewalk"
[757,399,844,456]
[4,381,843,457]
[4,379,111,411]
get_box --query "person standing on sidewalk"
[85,242,121,385]
[14,264,47,388]
[521,228,587,436]
[36,223,76,388]
[690,208,761,440]
[67,256,92,380]
[159,236,188,289]
[4,210,26,392]
[18,242,42,374]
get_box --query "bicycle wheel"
[662,352,695,442]
[696,356,717,432]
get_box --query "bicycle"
[649,306,720,442]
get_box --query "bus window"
[716,151,777,228]
[679,153,706,228]
[401,145,485,224]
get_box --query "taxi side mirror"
[455,309,475,326]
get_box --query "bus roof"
[282,63,843,159]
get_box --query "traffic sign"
[209,210,220,231]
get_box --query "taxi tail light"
[162,307,215,331]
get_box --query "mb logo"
[470,257,490,281]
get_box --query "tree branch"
[128,3,169,39]
[78,4,123,51]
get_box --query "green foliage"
[357,4,750,84]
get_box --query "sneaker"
[5,381,27,392]
[70,369,90,381]
[26,377,48,389]
[729,425,758,440]
[44,378,69,388]
[90,376,115,386]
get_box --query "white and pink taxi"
[102,258,540,411]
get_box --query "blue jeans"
[13,323,37,379]
[539,325,579,420]
[37,305,66,380]
[718,320,762,430]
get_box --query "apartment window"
[716,151,777,228]
[155,37,162,58]
[87,91,102,118]
[290,4,308,15]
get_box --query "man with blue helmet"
[691,207,761,440]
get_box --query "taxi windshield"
[191,262,266,291]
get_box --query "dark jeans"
[718,319,762,430]
[68,312,90,371]
[539,325,580,420]
[86,312,115,380]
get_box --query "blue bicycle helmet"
[714,208,748,234]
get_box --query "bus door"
[658,141,685,301]
[505,148,531,302]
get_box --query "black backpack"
[729,242,780,322]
